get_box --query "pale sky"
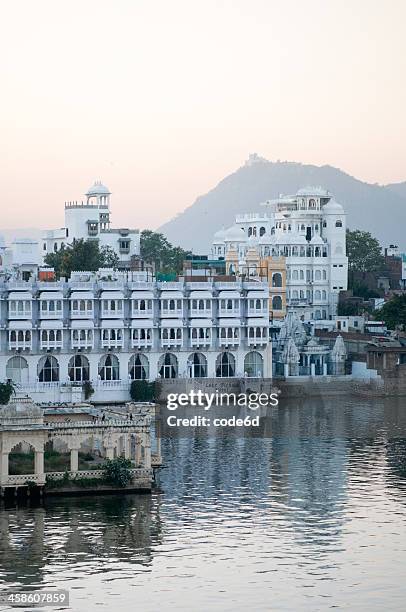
[1,0,405,231]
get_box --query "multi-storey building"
[211,187,348,321]
[0,273,271,403]
[42,181,140,268]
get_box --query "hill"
[158,159,406,252]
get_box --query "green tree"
[140,230,190,275]
[0,381,15,405]
[346,230,385,275]
[45,239,120,278]
[100,245,120,269]
[377,294,406,330]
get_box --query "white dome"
[86,181,110,196]
[310,234,324,245]
[224,226,247,242]
[322,199,344,213]
[213,228,226,242]
[296,186,329,197]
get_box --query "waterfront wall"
[157,375,385,401]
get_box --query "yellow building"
[225,248,286,320]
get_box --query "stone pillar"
[135,433,142,466]
[105,446,114,460]
[323,362,328,376]
[124,435,131,460]
[284,363,289,378]
[70,448,79,472]
[142,429,151,469]
[155,422,161,460]
[310,363,316,376]
[34,450,44,480]
[0,452,9,484]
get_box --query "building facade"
[0,273,271,403]
[42,182,140,268]
[211,187,348,321]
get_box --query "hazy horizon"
[2,0,406,232]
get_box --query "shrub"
[83,381,94,400]
[0,380,15,405]
[130,379,158,402]
[103,457,133,488]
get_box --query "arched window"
[292,290,298,299]
[6,356,29,384]
[309,199,316,209]
[187,353,207,378]
[292,270,298,281]
[158,353,178,379]
[315,290,321,300]
[244,351,263,377]
[38,355,59,382]
[99,354,119,381]
[272,273,282,287]
[216,352,235,377]
[68,355,90,382]
[272,296,282,311]
[300,270,304,280]
[335,220,343,227]
[323,270,327,280]
[259,226,266,236]
[128,354,149,380]
[315,270,321,280]
[322,290,327,300]
[323,221,327,228]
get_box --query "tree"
[140,230,190,275]
[45,239,120,278]
[0,381,15,405]
[377,294,406,330]
[346,230,385,274]
[100,245,120,270]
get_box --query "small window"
[335,220,343,228]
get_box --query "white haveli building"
[43,181,140,268]
[0,272,271,403]
[211,187,348,321]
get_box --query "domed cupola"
[224,225,247,242]
[85,181,111,207]
[322,199,344,214]
[213,228,227,243]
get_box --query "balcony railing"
[132,309,153,317]
[9,310,32,319]
[131,338,153,349]
[218,309,241,317]
[101,309,124,318]
[160,309,183,317]
[40,340,63,350]
[190,309,212,317]
[71,339,93,349]
[9,341,32,351]
[71,310,94,318]
[161,338,182,348]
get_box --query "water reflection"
[0,397,405,611]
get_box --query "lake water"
[1,396,406,611]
